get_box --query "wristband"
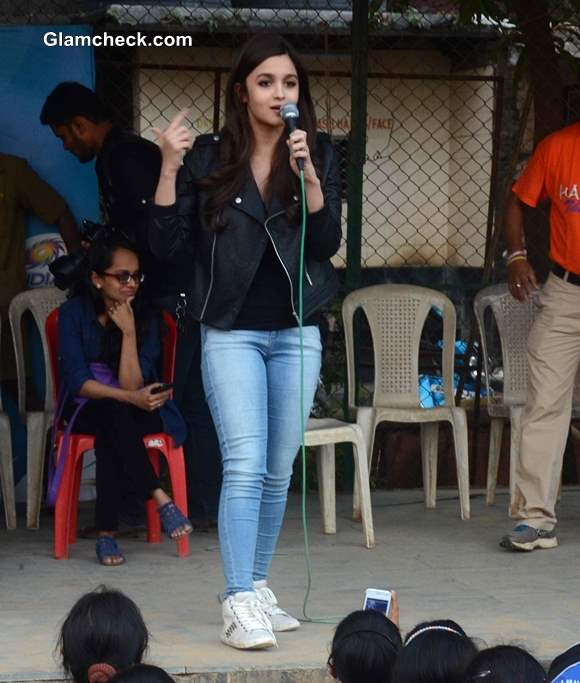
[506,249,527,260]
[506,255,528,265]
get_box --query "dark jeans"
[71,399,162,531]
[155,297,222,522]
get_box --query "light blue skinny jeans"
[200,325,321,595]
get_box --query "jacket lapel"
[267,191,299,222]
[228,171,300,225]
[230,172,266,225]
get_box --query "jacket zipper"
[263,209,299,322]
[200,233,217,321]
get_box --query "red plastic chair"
[46,308,189,559]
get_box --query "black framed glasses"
[100,270,145,285]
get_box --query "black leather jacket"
[148,132,342,330]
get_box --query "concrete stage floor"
[2,489,580,681]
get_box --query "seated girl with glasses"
[57,236,191,565]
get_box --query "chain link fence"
[2,1,514,273]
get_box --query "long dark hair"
[200,33,318,230]
[75,236,157,372]
[391,620,478,683]
[328,610,402,683]
[58,586,149,683]
[464,645,546,683]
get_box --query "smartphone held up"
[363,588,393,617]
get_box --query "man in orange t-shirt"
[500,122,580,552]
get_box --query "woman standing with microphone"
[149,33,342,650]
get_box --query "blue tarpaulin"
[419,340,486,407]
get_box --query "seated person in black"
[57,237,191,565]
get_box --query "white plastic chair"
[305,417,375,549]
[473,284,538,509]
[343,284,470,520]
[9,287,66,528]
[0,314,16,529]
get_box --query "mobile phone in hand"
[363,588,392,616]
[151,382,174,395]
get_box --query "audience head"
[391,619,477,683]
[109,666,173,683]
[464,645,546,682]
[549,643,580,683]
[40,82,111,162]
[328,609,402,683]
[58,586,149,683]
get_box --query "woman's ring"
[515,284,522,288]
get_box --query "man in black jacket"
[40,82,221,527]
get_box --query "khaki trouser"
[512,273,580,530]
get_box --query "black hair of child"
[109,665,174,683]
[58,586,149,683]
[464,645,547,683]
[391,619,478,683]
[328,609,402,683]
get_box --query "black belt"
[552,263,580,286]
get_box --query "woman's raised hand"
[152,110,193,175]
[287,129,319,186]
[108,299,136,336]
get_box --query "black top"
[96,127,190,298]
[233,240,295,330]
[234,240,320,330]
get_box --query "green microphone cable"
[297,168,341,625]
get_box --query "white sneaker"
[221,591,277,650]
[253,580,300,632]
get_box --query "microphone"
[280,102,304,171]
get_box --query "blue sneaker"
[500,524,558,551]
